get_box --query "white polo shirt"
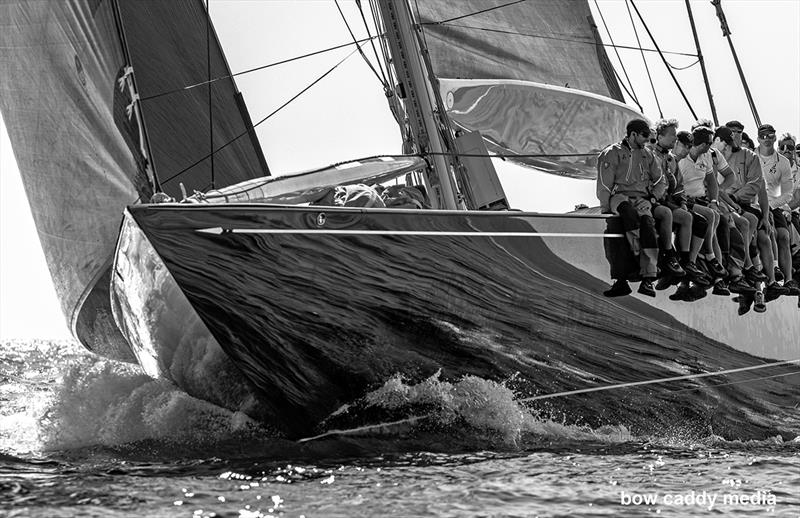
[678,150,728,198]
[758,150,794,208]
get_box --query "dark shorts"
[740,203,763,220]
[771,208,789,230]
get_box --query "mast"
[375,0,462,210]
[684,0,718,125]
[712,0,760,126]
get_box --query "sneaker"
[708,259,728,279]
[661,255,686,278]
[782,279,800,296]
[637,279,656,297]
[712,280,731,296]
[686,283,708,301]
[775,266,785,282]
[728,276,757,295]
[744,267,768,284]
[737,293,753,316]
[627,272,643,283]
[655,276,677,291]
[682,261,708,284]
[669,282,691,301]
[753,290,766,313]
[604,279,632,297]
[764,281,789,302]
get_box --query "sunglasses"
[780,144,796,152]
[759,133,776,140]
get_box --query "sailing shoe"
[682,261,708,284]
[736,294,753,316]
[686,283,708,301]
[669,282,691,301]
[707,259,728,279]
[782,279,800,296]
[604,279,632,298]
[764,281,790,302]
[774,266,785,282]
[712,280,731,296]
[753,291,766,313]
[661,255,686,278]
[728,276,756,295]
[744,267,768,284]
[655,276,677,291]
[637,279,656,297]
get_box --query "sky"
[1,0,798,339]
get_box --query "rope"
[519,359,800,402]
[436,23,697,59]
[140,36,379,103]
[593,0,641,111]
[295,360,800,443]
[335,0,386,87]
[425,0,528,25]
[626,0,662,118]
[667,58,701,71]
[629,0,697,119]
[161,47,361,186]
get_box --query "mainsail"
[0,0,267,357]
[414,0,641,178]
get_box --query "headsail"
[0,0,266,357]
[414,0,640,178]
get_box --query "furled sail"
[415,0,640,178]
[0,0,267,358]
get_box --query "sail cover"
[415,0,638,177]
[0,0,267,356]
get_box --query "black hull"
[112,205,800,438]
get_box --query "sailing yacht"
[1,0,798,438]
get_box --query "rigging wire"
[629,0,697,120]
[435,23,697,59]
[355,0,389,86]
[160,47,361,187]
[625,0,662,118]
[140,36,379,103]
[592,0,641,111]
[334,0,387,87]
[205,0,215,189]
[426,0,528,25]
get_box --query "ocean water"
[1,339,798,517]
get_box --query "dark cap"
[725,120,744,131]
[757,124,776,137]
[715,126,734,145]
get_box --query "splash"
[0,340,270,454]
[350,371,635,447]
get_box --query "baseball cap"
[725,120,744,131]
[757,124,776,137]
[714,126,734,146]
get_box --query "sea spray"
[38,356,267,450]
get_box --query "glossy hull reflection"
[116,205,800,437]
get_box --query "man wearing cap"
[597,118,666,297]
[757,124,799,296]
[723,121,774,285]
[711,126,763,294]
